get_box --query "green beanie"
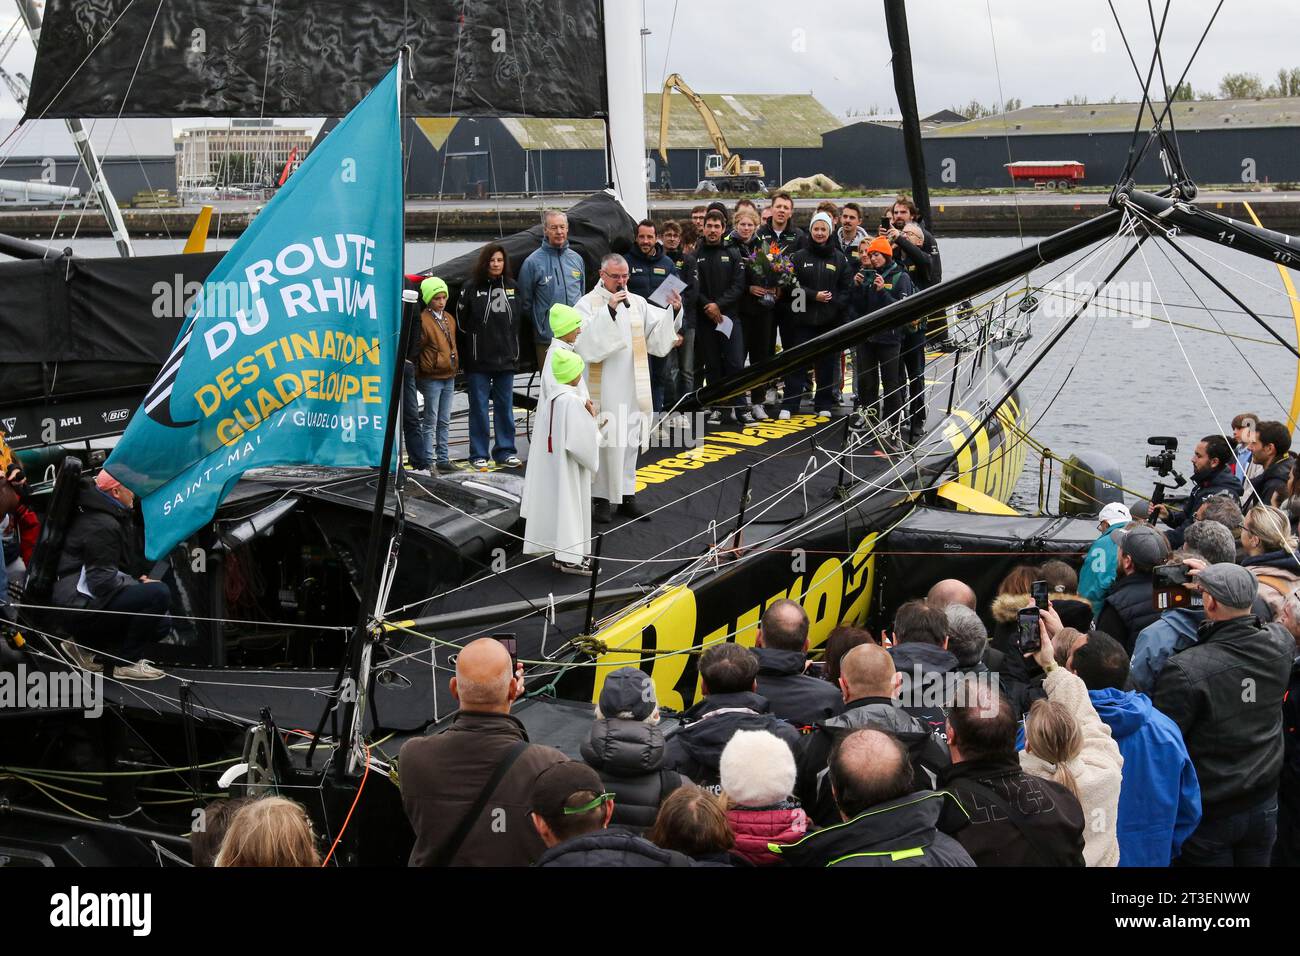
[420,276,448,305]
[549,303,582,338]
[550,348,585,386]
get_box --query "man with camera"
[1151,435,1243,549]
[1096,524,1171,655]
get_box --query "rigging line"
[1151,231,1291,419]
[659,0,679,89]
[1133,232,1294,561]
[59,0,166,250]
[12,0,141,128]
[1106,0,1166,184]
[22,639,257,728]
[256,0,279,123]
[1128,0,1226,177]
[1145,0,1183,174]
[428,0,470,265]
[983,0,1023,247]
[10,601,350,631]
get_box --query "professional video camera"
[1145,436,1186,519]
[1145,436,1179,476]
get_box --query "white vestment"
[574,285,679,503]
[520,382,600,565]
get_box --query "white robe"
[520,382,600,565]
[574,285,679,503]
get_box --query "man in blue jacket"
[518,209,586,375]
[1069,630,1201,866]
[1079,501,1131,614]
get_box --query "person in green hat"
[540,303,591,412]
[407,276,458,474]
[521,349,600,574]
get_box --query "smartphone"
[806,660,827,680]
[1152,564,1189,587]
[1017,607,1042,653]
[1152,565,1201,611]
[493,634,518,672]
[880,216,891,231]
[1031,579,1049,610]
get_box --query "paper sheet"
[717,314,734,339]
[76,566,93,598]
[648,273,687,309]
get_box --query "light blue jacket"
[1089,688,1201,866]
[517,241,585,347]
[1079,519,1127,614]
[1130,607,1204,692]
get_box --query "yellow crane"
[658,73,766,192]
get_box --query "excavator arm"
[658,73,734,168]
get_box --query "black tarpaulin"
[0,191,632,446]
[25,0,606,120]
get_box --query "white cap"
[1098,502,1132,526]
[810,211,835,232]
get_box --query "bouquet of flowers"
[745,242,796,306]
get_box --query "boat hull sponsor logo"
[102,408,131,424]
[590,532,877,711]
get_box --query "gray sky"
[640,0,1300,118]
[1,1,1298,126]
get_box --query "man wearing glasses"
[574,254,683,525]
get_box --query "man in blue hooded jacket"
[518,209,586,373]
[1079,501,1131,614]
[1069,630,1201,866]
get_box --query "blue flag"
[108,65,403,560]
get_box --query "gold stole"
[587,301,653,428]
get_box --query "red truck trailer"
[1004,161,1085,189]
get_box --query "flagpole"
[327,50,415,780]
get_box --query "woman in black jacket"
[780,212,850,418]
[456,244,522,469]
[848,235,914,441]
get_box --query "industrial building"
[316,92,840,196]
[0,118,175,201]
[823,97,1300,189]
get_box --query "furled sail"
[24,0,606,119]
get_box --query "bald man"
[754,598,843,726]
[778,728,975,867]
[927,579,977,611]
[399,638,567,866]
[795,644,950,826]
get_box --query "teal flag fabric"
[107,65,403,559]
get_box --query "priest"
[574,253,682,523]
[520,350,601,574]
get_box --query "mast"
[330,51,413,779]
[883,0,930,223]
[13,0,133,257]
[601,0,648,220]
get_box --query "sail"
[106,65,403,560]
[25,0,605,119]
